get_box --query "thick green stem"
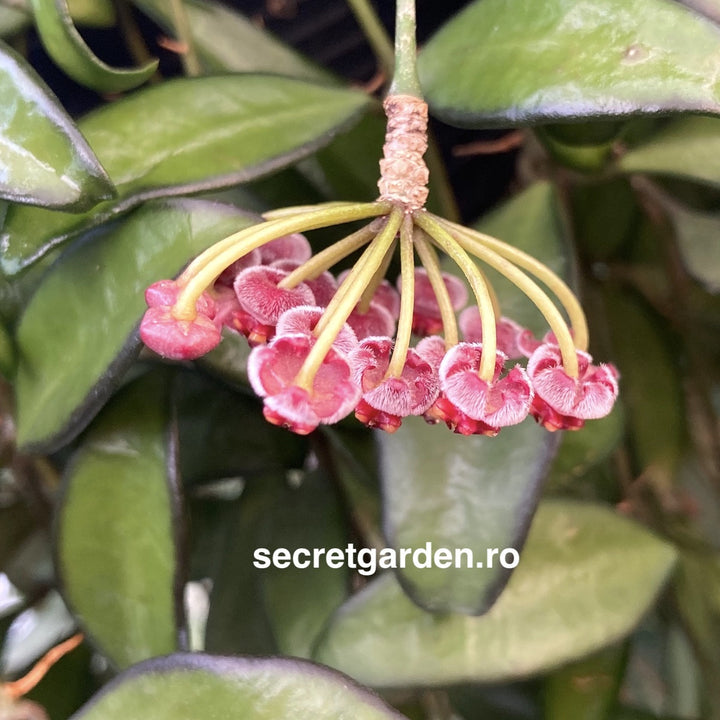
[346,0,394,80]
[390,0,421,97]
[387,214,415,377]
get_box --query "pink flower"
[141,280,220,359]
[259,233,311,265]
[350,337,439,432]
[272,260,337,306]
[347,301,396,340]
[415,335,446,370]
[275,305,357,355]
[233,266,315,345]
[402,268,467,336]
[140,307,221,360]
[459,307,525,359]
[215,248,262,287]
[248,334,360,434]
[527,344,619,431]
[145,279,216,318]
[425,342,533,435]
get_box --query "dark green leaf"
[315,500,677,686]
[619,117,720,189]
[14,199,256,453]
[664,198,720,292]
[29,0,156,92]
[56,373,183,669]
[71,653,406,720]
[546,404,624,489]
[418,0,720,127]
[192,475,281,656]
[194,466,347,659]
[1,74,370,274]
[544,645,626,720]
[603,290,684,476]
[175,371,307,485]
[0,40,113,209]
[378,418,558,614]
[131,0,328,81]
[0,488,34,573]
[0,320,13,378]
[571,178,640,261]
[260,469,349,658]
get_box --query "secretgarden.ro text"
[252,543,520,576]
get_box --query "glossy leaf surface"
[57,374,182,669]
[378,418,558,614]
[71,654,406,720]
[131,0,328,81]
[15,200,256,452]
[418,0,720,127]
[315,500,677,686]
[30,0,157,92]
[1,74,369,273]
[619,117,720,189]
[0,40,112,209]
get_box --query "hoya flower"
[232,265,315,345]
[248,334,360,434]
[350,337,438,432]
[425,343,533,436]
[139,91,619,437]
[140,280,220,360]
[459,307,525,359]
[527,343,619,431]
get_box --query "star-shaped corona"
[140,94,619,435]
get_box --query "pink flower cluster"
[140,231,619,436]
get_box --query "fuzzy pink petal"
[415,335,446,371]
[459,308,525,359]
[337,272,399,319]
[275,305,357,355]
[527,344,619,421]
[273,261,338,307]
[140,306,221,360]
[350,338,439,419]
[260,233,311,264]
[145,280,216,318]
[248,334,360,429]
[234,266,315,326]
[439,342,531,426]
[347,301,395,340]
[263,387,320,435]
